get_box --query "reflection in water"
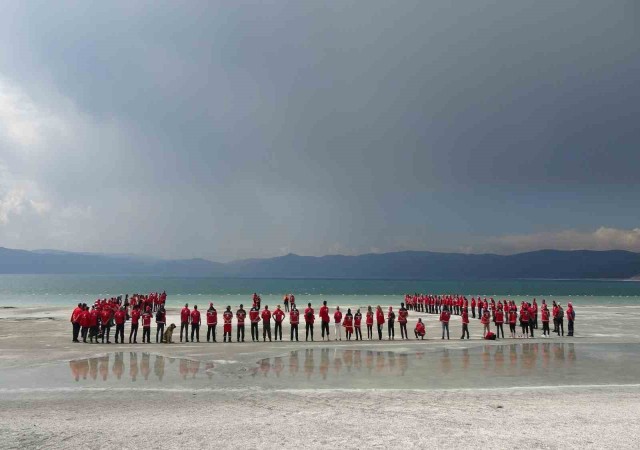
[68,352,209,382]
[250,343,578,381]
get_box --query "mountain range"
[1,246,640,279]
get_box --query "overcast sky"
[0,1,638,261]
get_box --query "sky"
[0,0,639,261]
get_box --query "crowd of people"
[70,291,576,344]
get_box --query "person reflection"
[553,343,565,362]
[375,352,385,374]
[259,358,271,377]
[387,351,396,373]
[354,350,362,371]
[189,360,200,379]
[140,353,151,381]
[494,346,504,373]
[289,350,299,377]
[98,354,109,381]
[509,344,518,371]
[440,348,451,374]
[129,352,139,382]
[179,357,189,380]
[343,350,353,373]
[365,351,374,374]
[69,360,82,382]
[333,349,342,376]
[112,352,124,380]
[274,356,284,378]
[205,362,214,380]
[568,343,576,363]
[398,353,408,376]
[154,355,165,381]
[89,357,98,380]
[461,349,470,371]
[304,349,314,379]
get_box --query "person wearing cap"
[273,305,285,341]
[236,304,247,342]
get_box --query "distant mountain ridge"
[2,246,640,279]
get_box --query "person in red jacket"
[290,303,300,341]
[334,306,343,341]
[261,305,272,342]
[129,305,140,343]
[375,305,385,340]
[89,305,99,344]
[414,318,426,339]
[494,306,504,339]
[481,309,491,337]
[343,309,354,340]
[366,306,374,340]
[249,304,260,342]
[398,303,409,340]
[223,306,233,342]
[439,306,450,340]
[206,303,218,342]
[180,303,191,343]
[141,307,152,343]
[155,305,166,343]
[520,305,530,338]
[79,306,91,343]
[236,304,247,342]
[541,305,550,337]
[319,300,331,341]
[114,307,126,344]
[70,303,83,343]
[461,307,470,339]
[508,308,518,338]
[304,303,315,341]
[471,297,476,318]
[272,305,285,341]
[190,305,201,343]
[566,302,575,336]
[387,307,395,340]
[354,309,363,341]
[100,306,113,344]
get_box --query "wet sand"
[1,304,640,448]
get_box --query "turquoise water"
[1,275,640,307]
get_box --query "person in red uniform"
[190,305,201,343]
[141,306,152,343]
[249,304,260,342]
[290,303,300,341]
[272,305,285,341]
[354,309,363,341]
[365,306,374,340]
[100,306,113,344]
[114,307,126,344]
[155,305,166,343]
[461,307,470,339]
[343,309,354,340]
[508,308,518,338]
[439,306,450,340]
[304,303,315,341]
[520,305,530,338]
[261,305,272,342]
[70,303,83,342]
[180,303,191,343]
[79,306,90,343]
[494,306,504,339]
[129,305,140,343]
[319,300,330,341]
[223,306,233,342]
[375,305,385,340]
[481,309,491,337]
[387,307,395,340]
[334,306,343,341]
[414,318,426,339]
[236,304,247,342]
[398,303,409,340]
[206,303,218,342]
[541,305,550,337]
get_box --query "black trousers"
[156,323,165,343]
[388,321,395,339]
[89,326,99,342]
[355,327,362,340]
[102,326,111,343]
[305,323,314,340]
[495,323,504,339]
[478,307,483,318]
[237,324,245,342]
[72,322,81,342]
[568,320,574,336]
[251,323,259,341]
[284,303,289,312]
[142,326,150,343]
[291,324,298,341]
[207,324,217,341]
[461,323,469,339]
[274,322,282,340]
[529,320,535,337]
[441,323,449,339]
[377,324,383,340]
[81,326,89,342]
[191,324,200,342]
[399,322,407,339]
[115,324,125,343]
[472,306,476,318]
[129,324,138,343]
[542,322,550,335]
[263,323,272,341]
[180,322,189,342]
[557,318,564,335]
[321,321,330,339]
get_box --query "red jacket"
[100,309,112,325]
[80,310,91,328]
[249,309,260,323]
[223,311,233,325]
[181,307,190,323]
[509,311,517,324]
[462,311,469,324]
[290,309,299,325]
[343,315,353,328]
[366,312,374,326]
[481,312,490,324]
[261,309,272,323]
[354,313,362,327]
[89,309,99,327]
[415,322,425,335]
[439,310,450,323]
[273,309,284,323]
[376,310,385,325]
[319,305,330,322]
[131,309,140,325]
[541,309,550,322]
[236,309,247,324]
[190,310,201,325]
[114,310,126,325]
[207,309,217,325]
[142,312,152,327]
[398,308,408,323]
[304,307,315,324]
[334,310,343,323]
[70,307,83,323]
[494,310,504,325]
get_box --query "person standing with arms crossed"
[273,305,284,341]
[249,304,260,342]
[222,306,233,342]
[236,304,247,342]
[261,305,272,342]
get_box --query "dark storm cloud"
[0,1,638,260]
